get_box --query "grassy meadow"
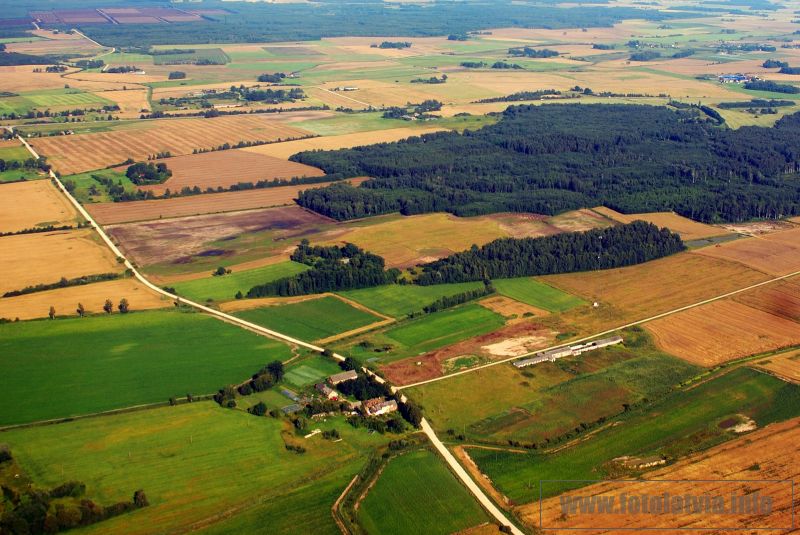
[0,310,291,425]
[234,296,383,342]
[492,277,585,312]
[338,281,486,318]
[173,261,311,302]
[470,367,800,503]
[357,449,489,535]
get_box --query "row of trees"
[415,222,685,284]
[294,104,800,223]
[419,281,495,314]
[47,298,130,319]
[246,241,400,297]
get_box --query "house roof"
[328,370,359,384]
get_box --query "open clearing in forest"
[357,449,490,535]
[137,150,325,195]
[530,416,800,533]
[87,178,361,224]
[0,402,386,535]
[693,228,800,276]
[645,299,800,366]
[30,114,312,175]
[172,261,310,302]
[0,180,79,233]
[234,295,384,342]
[592,207,729,241]
[0,310,292,425]
[469,367,800,504]
[0,230,122,296]
[0,278,168,321]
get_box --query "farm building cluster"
[309,370,398,417]
[513,335,624,368]
[718,74,756,84]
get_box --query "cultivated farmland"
[0,180,79,233]
[357,449,490,535]
[338,282,487,318]
[592,206,729,241]
[172,261,310,302]
[530,416,800,532]
[693,228,800,276]
[734,277,800,322]
[137,150,325,195]
[0,310,292,425]
[30,114,312,175]
[644,299,800,366]
[492,277,584,313]
[754,349,800,383]
[0,278,168,321]
[1,230,122,296]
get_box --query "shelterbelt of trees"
[294,104,800,223]
[416,221,684,284]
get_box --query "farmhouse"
[362,398,398,417]
[718,73,752,84]
[315,383,339,400]
[328,370,358,385]
[513,336,623,368]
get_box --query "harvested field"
[138,150,325,195]
[0,230,122,295]
[754,349,800,383]
[645,299,800,366]
[734,278,800,322]
[478,295,549,320]
[0,66,85,93]
[0,180,79,233]
[592,206,729,241]
[545,253,769,327]
[88,178,360,225]
[528,416,800,533]
[105,205,331,270]
[692,228,800,276]
[94,88,150,117]
[0,278,168,320]
[242,127,445,159]
[29,114,312,175]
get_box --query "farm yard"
[0,310,292,425]
[0,180,79,233]
[530,416,800,532]
[644,299,800,366]
[29,114,313,175]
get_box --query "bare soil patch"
[479,295,549,321]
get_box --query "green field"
[153,48,230,65]
[0,310,292,425]
[62,168,135,203]
[235,296,383,342]
[22,88,114,108]
[470,367,800,503]
[172,261,311,302]
[357,449,489,535]
[0,169,42,182]
[492,277,585,312]
[282,356,343,388]
[338,281,485,318]
[0,144,32,163]
[0,402,387,534]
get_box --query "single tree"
[103,299,113,314]
[118,298,130,314]
[76,303,85,317]
[48,306,55,320]
[133,490,149,508]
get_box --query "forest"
[246,241,400,297]
[415,221,685,285]
[294,104,800,223]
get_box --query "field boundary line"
[398,268,800,390]
[315,86,371,107]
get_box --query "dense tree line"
[475,89,561,103]
[294,104,800,223]
[744,80,800,94]
[508,47,559,58]
[630,50,661,61]
[125,162,171,185]
[3,273,121,298]
[257,72,287,83]
[374,41,411,49]
[337,375,392,401]
[718,99,794,109]
[246,241,400,297]
[415,221,685,284]
[492,61,523,70]
[420,281,495,314]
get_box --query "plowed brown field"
[734,278,800,322]
[88,177,366,224]
[137,150,324,195]
[30,115,312,174]
[0,180,79,233]
[645,299,800,366]
[693,228,800,276]
[527,416,800,533]
[1,230,122,295]
[0,278,168,320]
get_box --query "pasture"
[592,207,729,241]
[172,261,311,302]
[0,310,292,425]
[357,449,489,535]
[0,180,79,233]
[530,416,800,532]
[0,278,169,321]
[234,296,384,342]
[492,278,584,312]
[469,367,800,503]
[1,230,122,296]
[137,150,325,195]
[338,281,486,318]
[645,299,800,366]
[63,168,136,203]
[0,402,387,534]
[30,114,312,175]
